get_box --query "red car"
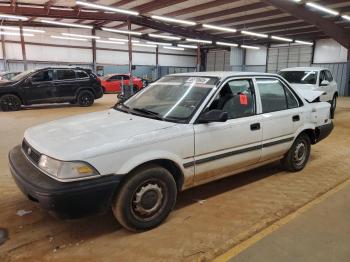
[100,74,143,93]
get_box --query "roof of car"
[279,67,325,72]
[168,71,279,79]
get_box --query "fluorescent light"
[203,24,237,33]
[51,35,88,41]
[62,33,100,39]
[271,35,293,42]
[151,15,196,26]
[163,46,184,51]
[40,19,93,29]
[0,26,45,33]
[185,38,212,44]
[295,40,313,45]
[241,45,260,50]
[96,40,125,45]
[108,37,140,43]
[241,30,268,38]
[102,27,142,36]
[306,2,339,16]
[216,41,238,47]
[0,31,34,37]
[146,41,172,46]
[133,43,157,48]
[293,0,301,2]
[148,33,181,40]
[0,14,28,21]
[178,44,198,49]
[76,1,139,16]
[342,15,350,21]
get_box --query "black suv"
[0,67,103,111]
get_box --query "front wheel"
[112,165,177,231]
[281,134,311,172]
[330,94,337,119]
[77,90,94,107]
[0,94,22,111]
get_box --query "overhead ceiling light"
[216,41,238,47]
[0,26,45,33]
[146,41,172,46]
[185,38,212,44]
[102,27,142,35]
[295,40,313,45]
[163,46,184,51]
[306,2,339,16]
[75,1,139,16]
[293,0,301,2]
[40,19,93,29]
[133,43,157,48]
[241,30,268,38]
[271,35,293,42]
[96,40,125,45]
[0,14,28,21]
[51,35,88,41]
[62,33,100,39]
[108,37,140,43]
[241,45,260,50]
[148,33,181,40]
[202,24,237,33]
[342,15,350,21]
[177,44,197,49]
[151,15,196,26]
[0,31,34,37]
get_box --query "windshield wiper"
[113,102,130,112]
[132,107,164,120]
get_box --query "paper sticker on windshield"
[186,77,210,84]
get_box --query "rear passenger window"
[57,70,76,80]
[325,71,333,82]
[256,78,294,113]
[76,70,89,78]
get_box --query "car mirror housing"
[198,109,228,123]
[320,80,330,86]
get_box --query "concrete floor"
[0,95,350,262]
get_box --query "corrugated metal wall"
[206,50,231,71]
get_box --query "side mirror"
[320,80,330,86]
[198,109,228,123]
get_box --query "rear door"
[24,69,54,103]
[255,77,302,162]
[75,70,91,90]
[54,69,77,101]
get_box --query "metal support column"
[92,28,97,73]
[127,20,133,90]
[1,29,7,71]
[196,43,201,72]
[156,45,159,79]
[19,21,27,71]
[346,50,350,96]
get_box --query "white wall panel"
[246,46,267,66]
[159,54,196,67]
[314,39,348,63]
[5,43,22,60]
[96,50,129,65]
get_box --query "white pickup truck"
[9,72,333,231]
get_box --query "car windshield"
[279,70,318,85]
[11,69,36,81]
[120,76,218,123]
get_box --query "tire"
[330,94,337,119]
[112,164,177,231]
[281,133,311,172]
[0,94,21,111]
[77,90,94,107]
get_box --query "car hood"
[24,109,177,160]
[0,80,15,87]
[289,83,317,90]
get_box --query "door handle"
[292,115,300,122]
[250,123,260,131]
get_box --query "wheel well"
[0,93,24,104]
[334,91,338,98]
[300,129,317,145]
[77,88,95,97]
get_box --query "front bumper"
[9,145,122,219]
[316,122,334,143]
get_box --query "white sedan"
[9,72,333,231]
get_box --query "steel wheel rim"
[293,142,307,166]
[80,94,92,105]
[1,96,20,110]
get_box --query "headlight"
[38,155,99,180]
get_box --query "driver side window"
[209,79,255,119]
[31,70,53,82]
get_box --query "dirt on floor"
[0,95,350,262]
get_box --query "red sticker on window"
[240,94,248,105]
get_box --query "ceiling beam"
[261,0,350,48]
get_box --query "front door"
[53,69,78,101]
[193,78,263,185]
[24,69,54,103]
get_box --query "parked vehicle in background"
[0,67,103,111]
[279,67,338,117]
[9,72,333,231]
[100,74,143,93]
[0,71,21,81]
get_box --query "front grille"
[22,140,41,164]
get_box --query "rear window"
[57,69,76,80]
[279,70,318,85]
[76,70,89,78]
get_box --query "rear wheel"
[0,94,21,111]
[77,90,94,107]
[112,165,177,231]
[281,134,311,172]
